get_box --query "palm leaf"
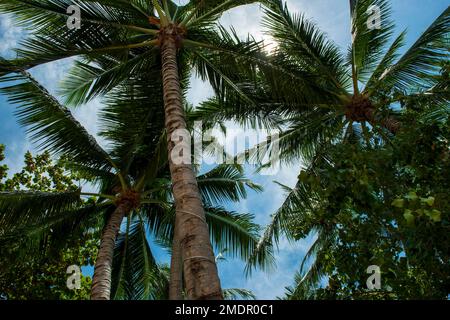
[223,288,256,300]
[0,190,81,236]
[0,69,112,169]
[111,215,168,300]
[350,0,394,85]
[263,0,349,91]
[371,6,450,94]
[197,164,263,205]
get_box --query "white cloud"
[0,14,25,57]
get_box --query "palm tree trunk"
[160,29,223,300]
[91,201,132,300]
[169,221,183,300]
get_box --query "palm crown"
[198,0,449,162]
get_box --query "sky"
[0,0,448,299]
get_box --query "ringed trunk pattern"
[91,201,133,300]
[160,26,223,300]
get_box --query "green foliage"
[0,151,78,192]
[282,107,450,299]
[0,70,113,171]
[111,215,167,300]
[0,146,97,300]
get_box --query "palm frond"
[60,49,159,107]
[284,262,326,300]
[205,205,274,270]
[245,168,325,275]
[364,30,406,92]
[350,0,394,85]
[0,0,158,73]
[0,69,112,169]
[197,164,263,206]
[0,190,81,237]
[263,0,349,91]
[223,288,256,300]
[371,6,450,94]
[182,0,265,28]
[99,66,166,177]
[111,215,168,300]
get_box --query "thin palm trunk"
[91,201,132,300]
[160,27,223,300]
[169,220,183,300]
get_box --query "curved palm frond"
[263,0,349,91]
[197,164,262,205]
[111,215,168,300]
[59,48,159,107]
[0,69,113,170]
[0,0,158,74]
[364,30,406,92]
[181,0,266,28]
[205,205,273,268]
[370,6,450,94]
[245,179,316,274]
[350,0,394,86]
[0,200,109,256]
[0,190,81,236]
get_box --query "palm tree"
[197,0,449,156]
[193,0,449,272]
[0,68,272,299]
[0,0,276,300]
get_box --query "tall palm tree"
[0,0,275,299]
[193,0,449,271]
[198,0,449,155]
[0,68,272,299]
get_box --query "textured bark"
[169,221,183,300]
[161,30,223,300]
[91,201,132,300]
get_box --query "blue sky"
[0,0,448,299]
